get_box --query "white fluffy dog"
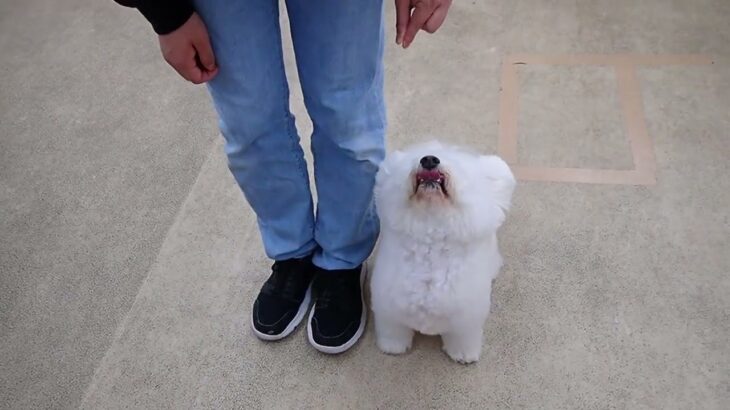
[370,141,516,363]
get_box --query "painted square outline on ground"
[497,54,714,185]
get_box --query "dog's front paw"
[442,345,481,364]
[442,332,483,364]
[376,336,412,355]
[374,317,414,355]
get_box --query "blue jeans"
[193,0,386,270]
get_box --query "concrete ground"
[1,0,728,409]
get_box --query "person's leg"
[194,0,316,261]
[193,0,316,340]
[286,0,386,353]
[287,0,386,271]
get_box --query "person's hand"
[395,0,452,48]
[158,13,218,84]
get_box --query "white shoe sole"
[307,264,367,354]
[251,285,312,341]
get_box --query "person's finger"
[178,65,205,84]
[394,0,411,45]
[403,2,434,48]
[200,67,219,83]
[423,3,448,34]
[192,34,216,71]
[171,48,206,84]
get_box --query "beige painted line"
[498,58,519,164]
[498,53,714,185]
[506,54,714,66]
[513,166,655,185]
[622,54,714,66]
[614,64,656,182]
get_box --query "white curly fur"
[370,141,515,363]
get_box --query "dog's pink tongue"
[417,170,441,181]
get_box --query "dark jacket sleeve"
[114,0,194,35]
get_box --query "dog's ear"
[390,150,406,162]
[479,155,516,212]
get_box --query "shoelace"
[314,273,355,311]
[266,261,306,303]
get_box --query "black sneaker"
[307,265,367,354]
[251,257,315,341]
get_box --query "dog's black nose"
[420,155,440,170]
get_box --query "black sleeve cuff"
[136,0,195,35]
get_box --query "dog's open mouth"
[414,170,448,196]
